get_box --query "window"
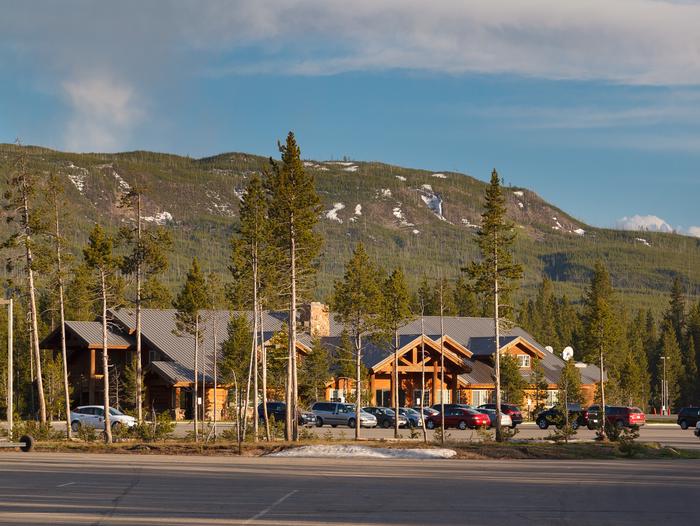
[517,354,531,368]
[413,390,430,407]
[375,389,390,407]
[545,390,558,407]
[149,350,158,363]
[435,389,451,404]
[471,390,491,407]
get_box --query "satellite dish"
[545,345,554,354]
[562,346,574,361]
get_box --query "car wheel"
[331,424,337,428]
[571,421,579,430]
[615,420,624,430]
[458,420,467,430]
[426,420,435,430]
[680,420,689,430]
[537,418,549,430]
[347,418,356,428]
[111,421,121,432]
[510,424,517,429]
[382,420,391,429]
[315,417,323,427]
[71,421,80,433]
[587,423,595,430]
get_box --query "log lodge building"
[41,302,601,420]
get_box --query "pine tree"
[467,169,523,442]
[682,336,698,406]
[453,274,478,317]
[414,276,438,315]
[657,320,683,412]
[141,276,172,308]
[265,132,322,441]
[299,336,331,405]
[219,314,252,445]
[529,358,549,418]
[173,257,209,441]
[331,243,383,439]
[119,188,172,422]
[665,276,685,343]
[379,268,413,438]
[83,224,121,443]
[64,263,97,320]
[500,353,526,407]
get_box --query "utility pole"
[2,299,12,437]
[660,356,668,415]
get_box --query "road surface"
[0,453,697,525]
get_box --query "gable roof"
[41,320,132,349]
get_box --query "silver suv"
[311,402,377,428]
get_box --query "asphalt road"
[0,453,698,525]
[175,421,700,449]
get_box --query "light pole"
[660,356,668,415]
[1,299,13,437]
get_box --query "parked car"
[536,404,590,430]
[311,402,377,428]
[413,406,440,418]
[477,403,523,427]
[398,407,423,428]
[431,403,472,413]
[587,405,646,429]
[362,407,408,428]
[426,407,489,430]
[476,407,513,429]
[677,407,700,430]
[257,402,316,427]
[70,405,137,432]
[695,422,700,438]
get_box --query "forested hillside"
[1,142,699,314]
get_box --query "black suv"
[677,407,700,429]
[257,401,316,427]
[536,404,590,430]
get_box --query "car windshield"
[384,409,395,416]
[109,408,123,416]
[404,408,419,417]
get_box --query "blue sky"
[1,1,699,233]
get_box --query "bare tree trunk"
[101,271,112,443]
[135,193,143,423]
[355,333,362,440]
[260,303,271,441]
[242,332,254,440]
[194,315,199,442]
[21,177,46,423]
[287,227,298,441]
[599,343,607,440]
[393,329,399,439]
[252,259,259,442]
[494,234,503,442]
[212,312,218,439]
[420,306,427,443]
[53,196,72,439]
[439,283,445,445]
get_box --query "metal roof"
[148,360,215,385]
[62,320,132,348]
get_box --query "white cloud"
[62,76,142,152]
[688,226,700,238]
[616,214,674,233]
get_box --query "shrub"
[617,426,643,457]
[76,423,98,442]
[12,420,62,441]
[133,412,175,442]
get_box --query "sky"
[1,1,699,234]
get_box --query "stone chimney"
[301,302,330,338]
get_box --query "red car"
[426,408,490,430]
[589,405,646,429]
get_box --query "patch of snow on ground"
[67,173,86,193]
[325,161,356,166]
[395,175,407,181]
[392,205,414,227]
[412,229,420,235]
[461,218,478,228]
[343,165,358,172]
[269,445,456,459]
[143,211,173,225]
[113,171,131,192]
[431,173,447,179]
[325,202,345,223]
[302,161,329,171]
[635,237,651,247]
[354,204,362,215]
[418,185,446,221]
[517,201,524,209]
[377,188,392,198]
[206,190,234,216]
[513,191,524,197]
[574,228,585,236]
[233,188,245,201]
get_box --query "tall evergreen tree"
[379,268,413,438]
[665,276,686,343]
[119,188,172,422]
[83,224,121,444]
[529,358,549,418]
[331,243,383,440]
[173,258,209,441]
[219,314,252,445]
[657,320,683,412]
[500,353,526,407]
[299,336,331,405]
[265,132,322,441]
[467,169,523,442]
[453,274,478,317]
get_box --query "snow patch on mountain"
[206,190,234,216]
[395,175,407,182]
[143,211,173,225]
[418,184,446,221]
[65,162,89,193]
[574,228,586,236]
[635,237,651,247]
[303,161,329,171]
[412,229,420,235]
[325,202,345,223]
[392,205,414,227]
[377,188,392,198]
[354,204,362,216]
[112,171,131,192]
[461,218,478,228]
[233,188,245,201]
[517,201,524,209]
[431,173,447,179]
[343,165,358,172]
[513,191,524,197]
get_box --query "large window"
[413,389,430,407]
[517,354,531,368]
[471,389,492,406]
[546,390,559,407]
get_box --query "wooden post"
[451,373,459,404]
[432,363,438,405]
[1,299,12,437]
[369,375,375,405]
[89,348,96,405]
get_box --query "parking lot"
[171,421,700,449]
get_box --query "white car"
[70,405,137,432]
[476,407,513,428]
